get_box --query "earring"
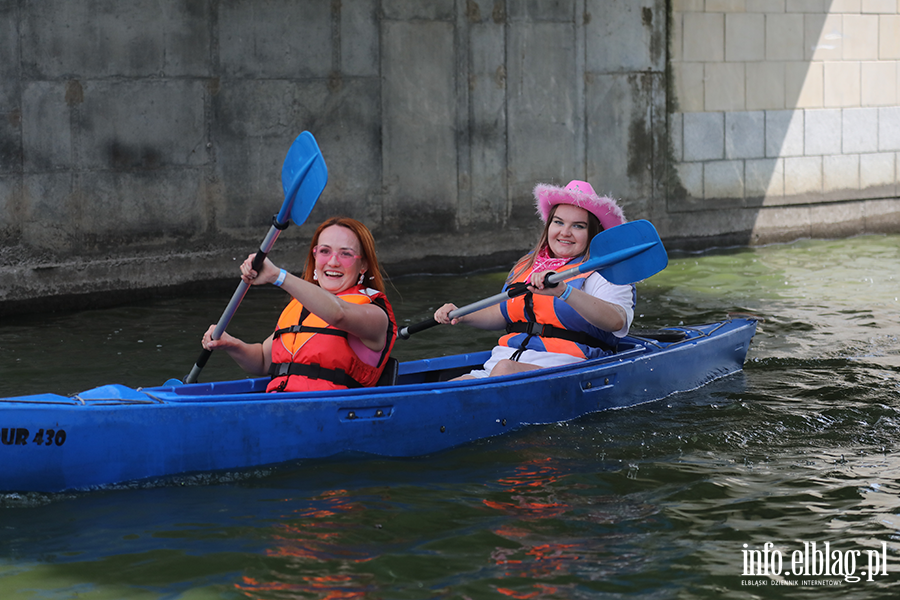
[313,270,318,281]
[358,271,365,285]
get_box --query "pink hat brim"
[533,181,626,230]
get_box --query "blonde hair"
[506,204,602,284]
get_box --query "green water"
[1,234,899,599]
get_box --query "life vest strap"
[268,362,364,389]
[505,321,616,353]
[272,325,348,340]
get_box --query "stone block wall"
[669,0,900,241]
[1,0,899,313]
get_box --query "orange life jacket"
[266,285,396,393]
[498,256,629,360]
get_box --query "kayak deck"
[0,319,756,492]
[4,325,706,406]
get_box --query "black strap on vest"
[267,362,364,389]
[268,297,395,390]
[507,287,617,358]
[273,324,347,339]
[272,307,349,341]
[509,291,538,361]
[505,320,617,354]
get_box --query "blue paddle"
[184,132,328,383]
[398,219,668,339]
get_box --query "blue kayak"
[0,318,756,493]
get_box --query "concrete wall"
[1,0,898,314]
[669,0,900,243]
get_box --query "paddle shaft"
[397,238,660,340]
[184,223,285,383]
[183,149,319,384]
[397,268,572,340]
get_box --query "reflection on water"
[235,488,381,598]
[1,234,900,599]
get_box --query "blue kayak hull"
[0,319,756,493]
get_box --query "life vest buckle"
[516,322,552,337]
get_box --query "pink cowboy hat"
[533,180,626,230]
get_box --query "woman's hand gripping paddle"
[183,132,328,383]
[398,219,668,339]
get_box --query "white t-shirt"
[580,272,634,337]
[467,273,635,377]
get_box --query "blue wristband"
[560,283,573,301]
[273,268,287,287]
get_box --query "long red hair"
[301,217,387,293]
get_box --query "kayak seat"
[630,329,688,343]
[435,365,476,381]
[376,357,399,386]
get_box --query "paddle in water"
[184,131,329,383]
[398,219,667,339]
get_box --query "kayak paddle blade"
[279,131,328,226]
[585,219,668,285]
[400,219,669,340]
[183,132,328,384]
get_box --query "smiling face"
[546,204,591,259]
[313,225,368,294]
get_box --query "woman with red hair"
[202,217,396,392]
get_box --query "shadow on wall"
[668,0,899,249]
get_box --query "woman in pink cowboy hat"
[434,180,634,378]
